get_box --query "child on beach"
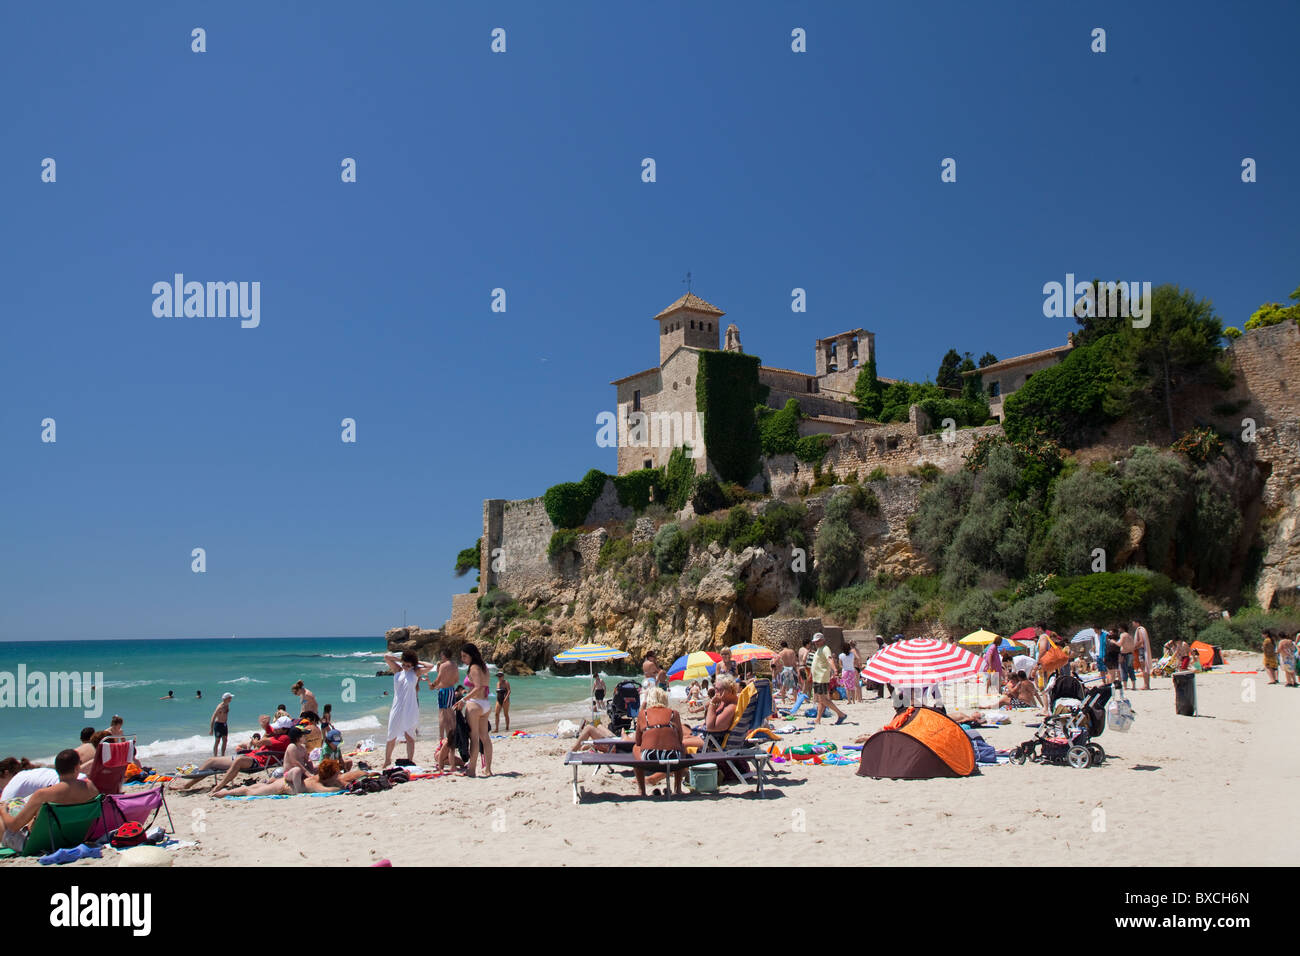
[1278,633,1298,687]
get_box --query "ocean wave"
[133,714,384,762]
[99,679,165,689]
[217,676,267,685]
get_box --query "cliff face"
[403,478,931,671]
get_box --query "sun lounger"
[563,749,772,803]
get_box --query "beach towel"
[100,739,134,768]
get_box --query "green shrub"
[696,350,765,485]
[661,446,697,511]
[794,434,832,464]
[866,466,887,482]
[652,522,689,575]
[612,467,661,512]
[543,469,608,528]
[454,539,481,576]
[912,462,941,483]
[996,591,1060,634]
[689,473,729,515]
[1002,339,1123,447]
[547,529,580,560]
[758,399,801,456]
[944,589,1004,633]
[1046,571,1175,629]
[1119,447,1188,573]
[477,588,523,626]
[1042,465,1127,574]
[815,491,861,591]
[848,483,880,515]
[597,534,636,571]
[821,582,877,626]
[874,586,922,636]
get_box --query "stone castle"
[611,292,881,477]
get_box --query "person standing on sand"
[839,641,860,704]
[211,692,233,756]
[809,634,847,726]
[383,650,434,767]
[798,636,813,698]
[1261,631,1279,684]
[981,636,1003,693]
[494,672,511,733]
[291,681,318,715]
[1278,633,1298,687]
[641,652,661,705]
[455,643,493,777]
[431,647,460,743]
[1104,627,1122,685]
[776,641,797,703]
[591,673,606,708]
[1130,619,1152,690]
[1118,626,1137,690]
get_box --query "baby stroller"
[1010,683,1112,769]
[606,680,641,735]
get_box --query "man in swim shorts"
[210,692,232,757]
[777,641,798,703]
[432,646,459,741]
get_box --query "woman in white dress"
[383,650,434,767]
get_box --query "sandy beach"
[10,651,1292,867]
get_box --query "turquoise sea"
[0,637,599,766]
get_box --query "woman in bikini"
[633,687,686,796]
[455,643,494,777]
[493,673,512,733]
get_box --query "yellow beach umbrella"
[958,629,1002,647]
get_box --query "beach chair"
[563,749,772,803]
[87,787,174,842]
[88,735,136,796]
[19,795,104,857]
[779,691,809,717]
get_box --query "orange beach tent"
[856,707,976,779]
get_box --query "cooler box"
[688,763,719,792]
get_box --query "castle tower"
[724,323,743,352]
[654,292,723,365]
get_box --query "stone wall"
[752,616,823,651]
[766,387,858,420]
[763,416,1000,494]
[1229,321,1300,425]
[482,496,554,595]
[447,592,478,637]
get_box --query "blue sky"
[2,1,1297,641]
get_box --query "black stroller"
[1010,682,1112,769]
[606,680,641,735]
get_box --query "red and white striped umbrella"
[860,638,981,686]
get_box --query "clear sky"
[2,1,1297,641]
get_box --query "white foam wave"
[134,714,385,762]
[218,676,267,685]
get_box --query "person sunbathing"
[997,672,1042,709]
[174,722,293,791]
[0,750,98,852]
[568,720,630,753]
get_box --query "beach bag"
[1107,690,1136,732]
[111,822,148,849]
[1039,642,1068,676]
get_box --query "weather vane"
[682,271,693,295]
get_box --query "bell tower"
[654,292,723,365]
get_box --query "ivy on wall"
[696,350,765,485]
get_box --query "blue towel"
[39,843,102,865]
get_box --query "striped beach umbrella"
[728,642,776,663]
[667,651,721,681]
[860,638,981,686]
[553,643,629,665]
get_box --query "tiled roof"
[963,344,1072,375]
[653,292,725,320]
[610,366,660,386]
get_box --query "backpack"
[110,822,148,848]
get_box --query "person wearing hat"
[809,633,847,727]
[210,692,233,757]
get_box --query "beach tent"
[856,707,976,780]
[1190,641,1220,668]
